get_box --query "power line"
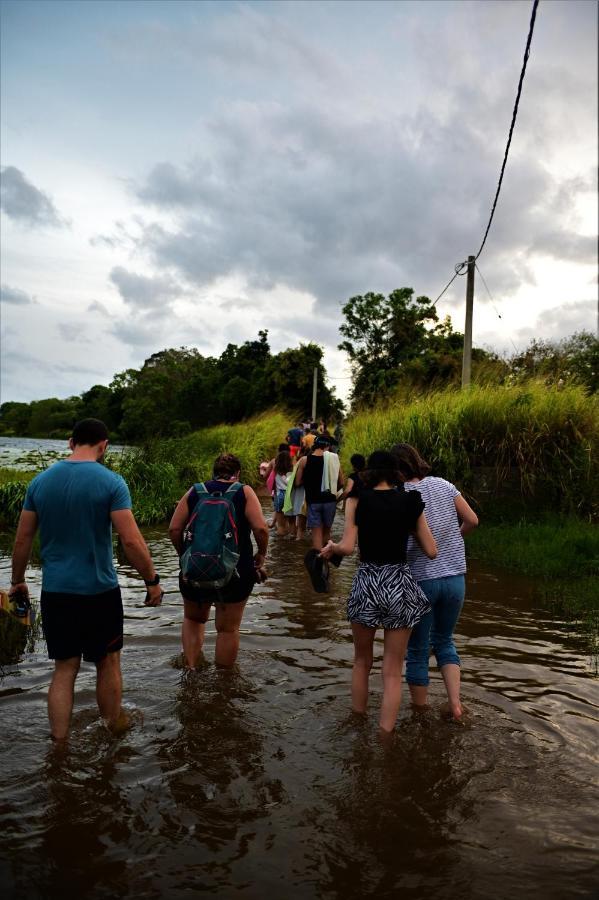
[475,0,540,260]
[431,0,540,311]
[474,262,519,354]
[432,260,468,307]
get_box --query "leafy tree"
[339,288,444,403]
[508,331,598,393]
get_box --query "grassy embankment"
[342,381,599,652]
[0,410,289,528]
[1,387,597,650]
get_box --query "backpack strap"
[194,482,209,495]
[224,481,243,497]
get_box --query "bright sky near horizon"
[1,0,597,406]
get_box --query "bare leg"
[311,525,324,550]
[409,684,429,708]
[440,663,463,719]
[275,513,287,537]
[182,600,210,669]
[351,623,375,714]
[48,656,80,741]
[286,516,297,538]
[96,651,124,730]
[296,514,306,540]
[322,525,332,546]
[214,600,247,667]
[380,628,411,733]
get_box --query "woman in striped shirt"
[391,443,479,722]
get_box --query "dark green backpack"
[180,482,241,588]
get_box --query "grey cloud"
[0,166,66,228]
[1,284,35,305]
[58,323,89,342]
[131,98,585,309]
[87,300,110,316]
[109,266,183,309]
[500,299,597,350]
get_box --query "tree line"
[1,288,597,441]
[0,332,342,441]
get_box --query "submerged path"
[0,506,598,900]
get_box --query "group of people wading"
[8,416,477,742]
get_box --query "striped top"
[404,477,466,580]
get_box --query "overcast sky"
[1,0,597,406]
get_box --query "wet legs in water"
[182,599,208,669]
[311,525,331,551]
[409,665,462,720]
[48,651,125,740]
[295,514,306,541]
[351,624,412,732]
[214,600,247,666]
[48,656,80,741]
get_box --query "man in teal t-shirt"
[9,419,163,741]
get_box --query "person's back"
[404,477,465,580]
[26,460,129,594]
[303,453,335,504]
[10,417,162,742]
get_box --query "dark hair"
[350,453,366,472]
[274,451,293,475]
[390,443,432,481]
[71,418,109,446]
[278,443,289,453]
[213,453,242,479]
[362,450,400,489]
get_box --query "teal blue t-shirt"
[23,460,132,594]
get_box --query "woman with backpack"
[169,453,269,669]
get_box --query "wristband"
[144,574,160,586]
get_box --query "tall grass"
[116,409,289,525]
[342,382,598,519]
[0,411,289,527]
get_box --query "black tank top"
[303,454,336,504]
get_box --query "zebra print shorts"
[347,562,431,630]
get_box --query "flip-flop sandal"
[304,549,330,593]
[330,553,343,568]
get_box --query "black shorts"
[40,586,123,663]
[179,571,254,606]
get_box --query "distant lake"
[0,436,124,470]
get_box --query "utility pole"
[461,255,476,388]
[311,366,318,421]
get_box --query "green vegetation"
[0,333,341,441]
[112,409,289,525]
[341,381,598,519]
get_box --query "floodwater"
[0,437,124,471]
[0,509,598,900]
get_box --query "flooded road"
[1,508,598,899]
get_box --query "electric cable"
[475,0,540,260]
[475,262,520,354]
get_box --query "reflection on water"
[0,506,598,899]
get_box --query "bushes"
[113,409,289,525]
[0,482,29,526]
[342,382,598,519]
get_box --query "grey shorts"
[307,501,337,529]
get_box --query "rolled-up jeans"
[405,574,465,686]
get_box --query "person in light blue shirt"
[10,419,163,742]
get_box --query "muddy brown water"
[0,506,598,900]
